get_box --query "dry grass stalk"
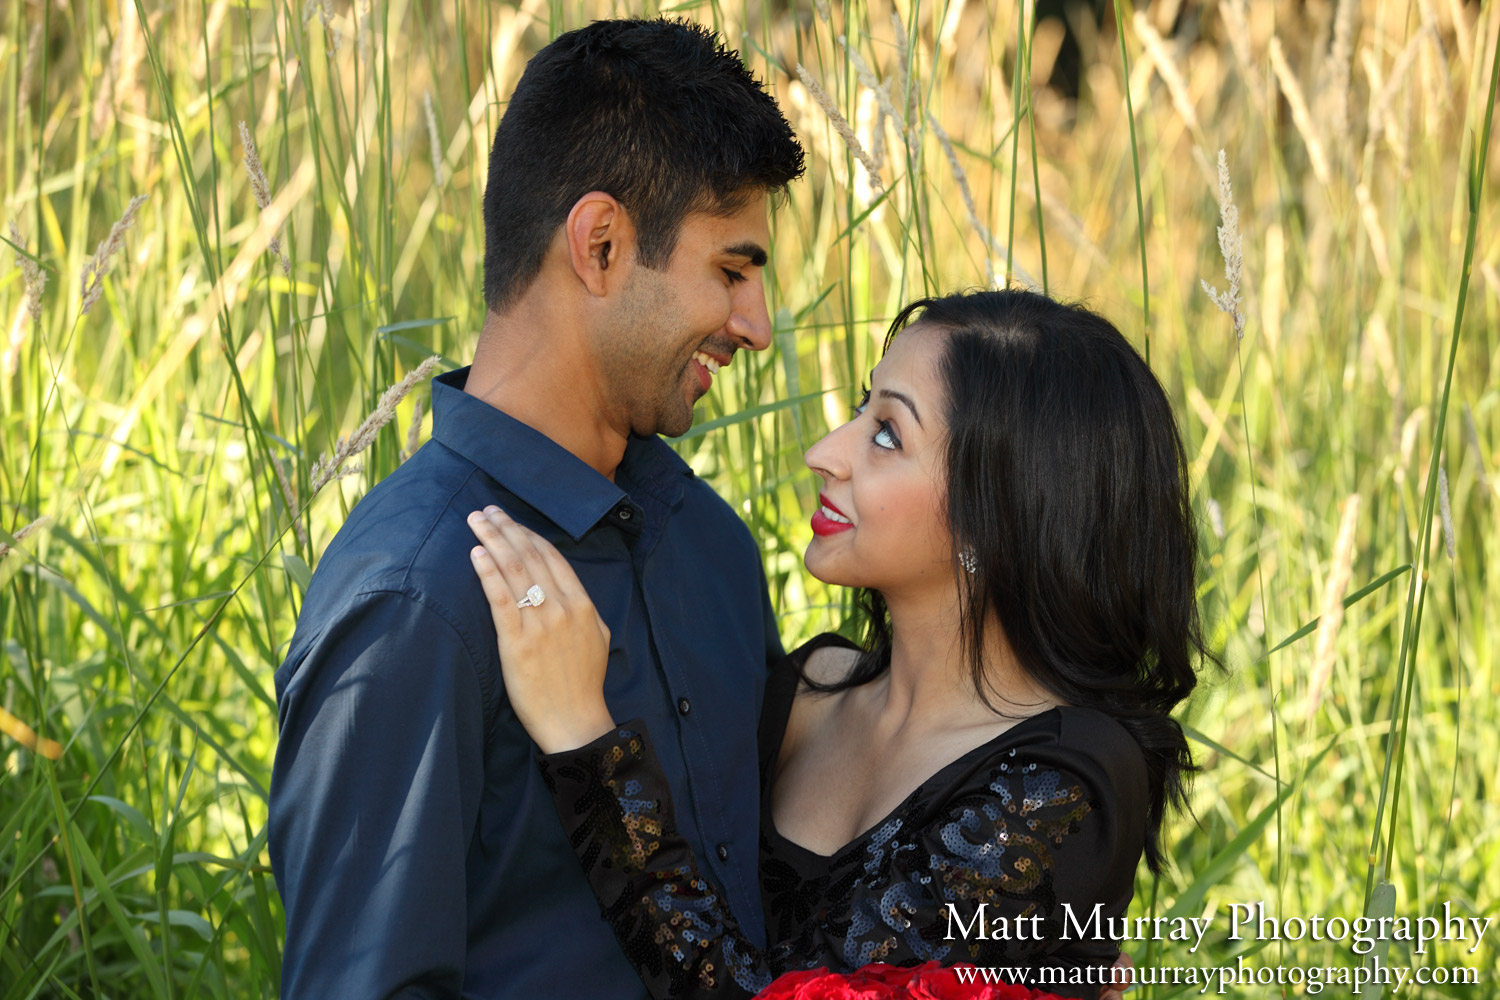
[18,21,42,111]
[1438,468,1455,561]
[838,37,907,135]
[1364,29,1428,162]
[1217,0,1258,101]
[310,355,440,492]
[796,65,884,193]
[1132,12,1201,134]
[937,0,969,55]
[0,514,53,560]
[1017,180,1109,269]
[892,12,918,145]
[305,0,341,53]
[812,0,830,23]
[9,223,47,324]
[1200,150,1245,339]
[238,122,291,276]
[1461,404,1490,496]
[79,194,147,316]
[928,113,999,262]
[356,0,374,64]
[1325,0,1357,141]
[1306,493,1361,720]
[0,705,63,760]
[401,394,424,462]
[1444,0,1473,67]
[1354,184,1392,277]
[867,104,888,175]
[1269,38,1332,185]
[272,455,309,547]
[424,92,444,185]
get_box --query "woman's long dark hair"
[817,289,1215,874]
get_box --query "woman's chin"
[802,547,860,588]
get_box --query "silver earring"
[958,547,978,574]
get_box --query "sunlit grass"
[3,1,1497,996]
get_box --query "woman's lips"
[811,495,853,536]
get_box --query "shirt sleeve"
[541,723,1130,1000]
[270,589,489,1000]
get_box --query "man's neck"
[464,305,630,481]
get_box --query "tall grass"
[3,1,1497,996]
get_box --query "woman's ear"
[565,191,634,297]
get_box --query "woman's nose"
[804,419,854,480]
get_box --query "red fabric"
[754,963,1067,1000]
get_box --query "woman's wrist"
[528,702,617,755]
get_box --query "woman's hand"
[467,506,615,754]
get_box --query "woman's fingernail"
[467,510,484,524]
[470,546,485,561]
[484,505,501,516]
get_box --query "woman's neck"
[878,591,1058,731]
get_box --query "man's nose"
[727,277,773,352]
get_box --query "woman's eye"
[853,386,870,416]
[873,421,899,450]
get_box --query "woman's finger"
[521,522,594,608]
[481,506,563,611]
[466,517,521,634]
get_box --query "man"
[269,19,804,998]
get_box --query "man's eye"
[873,421,899,450]
[722,267,746,284]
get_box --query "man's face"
[596,193,773,438]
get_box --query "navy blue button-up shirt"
[270,367,782,999]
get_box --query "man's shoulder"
[675,466,759,544]
[285,449,500,663]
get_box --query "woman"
[465,290,1209,999]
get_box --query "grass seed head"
[9,223,47,324]
[310,356,441,493]
[79,194,147,316]
[424,92,444,185]
[796,65,884,194]
[1438,468,1455,561]
[1200,149,1244,339]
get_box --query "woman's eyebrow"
[722,241,768,267]
[878,388,922,427]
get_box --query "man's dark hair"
[481,19,805,312]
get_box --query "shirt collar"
[430,367,692,540]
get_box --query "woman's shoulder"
[785,632,863,687]
[921,705,1148,824]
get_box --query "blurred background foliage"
[2,0,1497,995]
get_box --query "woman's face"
[803,325,953,597]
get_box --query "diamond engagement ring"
[516,584,546,609]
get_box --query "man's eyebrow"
[878,388,922,427]
[723,241,768,268]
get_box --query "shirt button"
[677,698,691,716]
[616,506,632,520]
[716,843,730,862]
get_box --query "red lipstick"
[810,494,853,536]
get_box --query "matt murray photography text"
[945,901,1492,956]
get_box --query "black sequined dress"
[538,634,1148,1000]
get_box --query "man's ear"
[565,191,634,297]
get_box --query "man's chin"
[653,400,698,439]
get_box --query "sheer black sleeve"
[539,722,797,997]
